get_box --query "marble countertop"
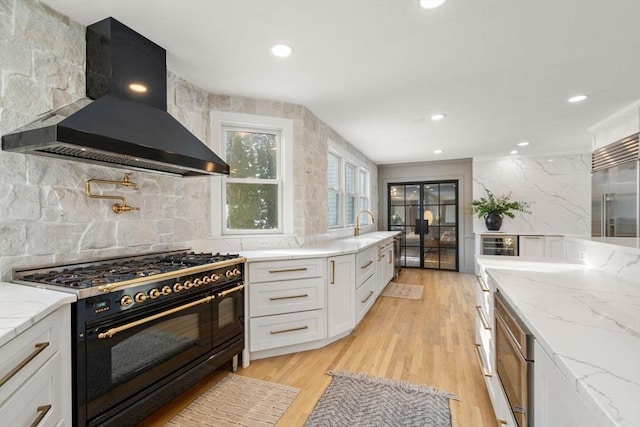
[481,259,640,427]
[0,282,76,347]
[239,231,399,261]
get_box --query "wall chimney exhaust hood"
[1,17,229,177]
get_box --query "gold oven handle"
[218,284,245,298]
[98,295,214,339]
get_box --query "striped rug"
[381,281,424,300]
[166,374,299,426]
[305,371,458,427]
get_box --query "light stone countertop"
[480,258,640,427]
[238,231,400,261]
[0,282,76,347]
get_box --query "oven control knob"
[120,295,133,307]
[134,292,147,303]
[193,278,202,287]
[225,270,234,278]
[149,288,161,299]
[210,273,221,282]
[161,286,172,295]
[173,282,184,292]
[232,268,241,276]
[184,280,194,289]
[202,276,212,284]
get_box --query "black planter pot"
[484,212,503,231]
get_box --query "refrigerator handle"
[601,193,607,237]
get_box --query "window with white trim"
[211,112,293,236]
[327,145,370,229]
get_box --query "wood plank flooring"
[138,269,496,426]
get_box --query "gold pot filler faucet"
[85,172,140,214]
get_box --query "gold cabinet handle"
[269,294,308,301]
[331,260,336,284]
[268,267,308,273]
[476,306,491,330]
[476,275,490,293]
[498,420,508,425]
[270,325,309,335]
[388,251,392,264]
[361,260,373,269]
[361,290,375,303]
[474,344,492,377]
[30,404,52,427]
[98,295,214,339]
[218,284,245,298]
[0,342,50,387]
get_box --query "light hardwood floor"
[139,269,496,426]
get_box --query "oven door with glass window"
[212,282,245,352]
[82,291,214,426]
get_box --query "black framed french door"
[388,180,459,271]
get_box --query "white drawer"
[249,258,324,283]
[0,315,59,401]
[356,274,377,322]
[250,309,327,351]
[0,351,64,427]
[475,315,493,377]
[355,246,376,287]
[475,275,492,315]
[249,277,324,317]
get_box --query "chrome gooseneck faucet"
[354,210,375,236]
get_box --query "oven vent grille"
[592,133,639,172]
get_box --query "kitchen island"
[477,253,640,427]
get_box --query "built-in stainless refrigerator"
[592,133,639,237]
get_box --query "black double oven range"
[11,250,246,427]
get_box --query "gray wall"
[378,159,475,273]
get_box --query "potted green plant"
[470,189,531,231]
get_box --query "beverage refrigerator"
[591,133,639,238]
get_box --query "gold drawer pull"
[361,290,375,304]
[269,294,309,301]
[474,344,492,377]
[30,404,52,427]
[498,420,508,425]
[476,275,490,293]
[476,306,491,330]
[361,260,373,269]
[270,325,309,335]
[268,267,308,273]
[0,342,50,387]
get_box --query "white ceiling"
[42,0,640,165]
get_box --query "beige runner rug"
[381,281,424,300]
[165,374,299,427]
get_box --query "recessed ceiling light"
[271,44,293,58]
[510,150,518,155]
[433,149,443,154]
[548,158,555,162]
[419,0,446,9]
[430,113,446,121]
[517,141,529,147]
[568,94,588,103]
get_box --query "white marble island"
[484,261,640,427]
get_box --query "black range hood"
[1,17,229,177]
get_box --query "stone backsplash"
[0,0,377,279]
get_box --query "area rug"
[166,374,299,426]
[381,281,424,300]
[304,371,459,427]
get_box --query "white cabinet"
[377,238,394,292]
[248,258,327,352]
[534,341,601,427]
[327,254,356,337]
[355,246,377,324]
[518,235,564,259]
[0,304,71,427]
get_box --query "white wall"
[473,154,591,235]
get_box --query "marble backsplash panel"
[473,154,591,234]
